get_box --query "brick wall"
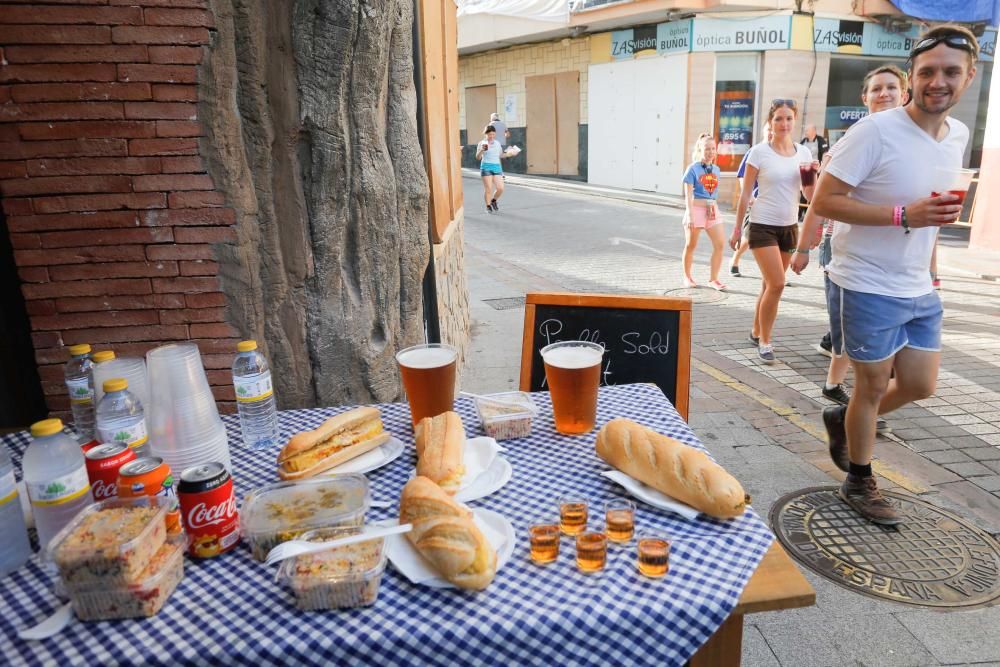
[0,1,240,416]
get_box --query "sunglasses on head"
[771,98,797,108]
[910,34,977,60]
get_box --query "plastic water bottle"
[232,340,279,450]
[23,419,94,554]
[0,445,32,577]
[95,378,150,458]
[64,343,95,440]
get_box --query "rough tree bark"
[200,0,430,408]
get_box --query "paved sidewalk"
[459,173,1000,666]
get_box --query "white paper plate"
[321,436,405,476]
[453,457,512,503]
[600,470,700,520]
[383,508,515,589]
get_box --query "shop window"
[714,54,760,172]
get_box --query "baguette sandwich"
[414,411,466,494]
[399,476,497,590]
[596,418,750,519]
[278,406,390,480]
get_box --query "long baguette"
[414,411,466,494]
[595,418,749,519]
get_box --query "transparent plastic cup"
[931,168,977,208]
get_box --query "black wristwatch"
[901,206,910,234]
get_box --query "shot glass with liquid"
[576,532,608,573]
[636,533,670,579]
[604,498,635,543]
[559,496,588,536]
[529,523,561,565]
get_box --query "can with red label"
[178,462,239,558]
[117,457,182,533]
[79,439,101,455]
[84,443,136,501]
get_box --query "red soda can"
[178,462,239,558]
[117,456,182,533]
[84,443,136,501]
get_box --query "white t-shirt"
[478,139,502,164]
[746,142,813,227]
[824,107,968,298]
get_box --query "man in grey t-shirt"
[489,113,509,149]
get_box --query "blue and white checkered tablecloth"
[0,383,774,667]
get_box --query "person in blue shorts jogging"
[476,125,506,214]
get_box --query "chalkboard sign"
[519,293,692,420]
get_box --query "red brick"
[0,25,112,45]
[19,120,154,140]
[110,0,207,6]
[23,278,152,299]
[128,138,196,156]
[0,161,27,179]
[0,138,127,160]
[160,306,225,324]
[16,244,147,266]
[211,385,236,402]
[200,353,231,369]
[12,83,151,103]
[37,364,64,383]
[26,299,57,316]
[32,192,166,214]
[148,46,202,65]
[0,7,143,26]
[185,292,225,308]
[41,227,173,248]
[52,261,179,281]
[144,8,214,27]
[205,369,231,385]
[8,210,140,233]
[124,102,197,120]
[168,191,223,208]
[27,156,160,177]
[145,208,235,227]
[217,401,236,415]
[112,26,209,46]
[4,45,148,64]
[32,309,159,331]
[151,276,219,293]
[10,233,40,249]
[61,324,188,345]
[156,120,203,137]
[118,64,196,84]
[173,227,236,244]
[134,173,212,192]
[0,123,17,141]
[0,63,117,83]
[42,380,68,397]
[1,102,124,123]
[3,198,33,215]
[160,156,202,173]
[151,84,196,102]
[18,266,49,283]
[178,259,218,276]
[2,175,132,197]
[147,244,214,260]
[32,331,63,348]
[190,322,238,339]
[190,337,240,354]
[36,347,70,366]
[57,293,184,313]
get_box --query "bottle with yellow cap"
[233,340,279,449]
[63,343,96,440]
[23,418,94,552]
[0,441,32,575]
[95,378,150,457]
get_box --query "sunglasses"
[771,98,797,108]
[910,34,977,59]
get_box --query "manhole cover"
[770,487,1000,609]
[662,287,727,304]
[483,297,525,311]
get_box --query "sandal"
[708,280,727,291]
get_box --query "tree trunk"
[200,0,430,408]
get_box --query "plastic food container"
[47,496,171,589]
[277,526,387,610]
[69,534,185,621]
[474,391,537,441]
[242,474,370,562]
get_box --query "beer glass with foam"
[541,341,604,435]
[396,343,458,428]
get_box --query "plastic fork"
[264,523,413,566]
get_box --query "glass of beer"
[559,496,588,536]
[528,523,560,565]
[576,532,608,573]
[605,498,635,543]
[396,343,458,429]
[541,340,604,435]
[636,533,670,578]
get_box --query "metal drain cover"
[771,487,1000,608]
[662,287,727,304]
[483,297,525,311]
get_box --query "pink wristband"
[892,206,902,227]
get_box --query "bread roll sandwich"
[596,418,750,519]
[414,411,466,494]
[278,406,390,480]
[399,476,497,590]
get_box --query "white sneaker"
[758,344,776,364]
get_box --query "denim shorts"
[480,163,502,176]
[826,276,943,362]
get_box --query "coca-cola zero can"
[178,462,240,559]
[84,442,136,501]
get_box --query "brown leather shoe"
[839,475,903,526]
[823,405,849,473]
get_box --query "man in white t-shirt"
[812,25,977,525]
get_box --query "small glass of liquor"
[636,534,670,579]
[529,523,561,565]
[559,496,588,536]
[576,532,608,573]
[604,498,636,543]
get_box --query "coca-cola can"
[84,442,136,501]
[118,456,182,533]
[80,439,101,455]
[178,462,240,559]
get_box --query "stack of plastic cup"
[146,343,232,475]
[94,357,150,409]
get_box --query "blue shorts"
[826,276,942,363]
[480,163,502,176]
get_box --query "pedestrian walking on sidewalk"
[729,122,773,278]
[730,99,817,364]
[476,125,507,214]
[811,25,977,525]
[488,112,510,149]
[680,134,726,290]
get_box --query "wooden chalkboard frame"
[518,292,692,421]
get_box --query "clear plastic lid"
[473,391,538,423]
[67,532,185,595]
[276,526,387,587]
[242,475,371,541]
